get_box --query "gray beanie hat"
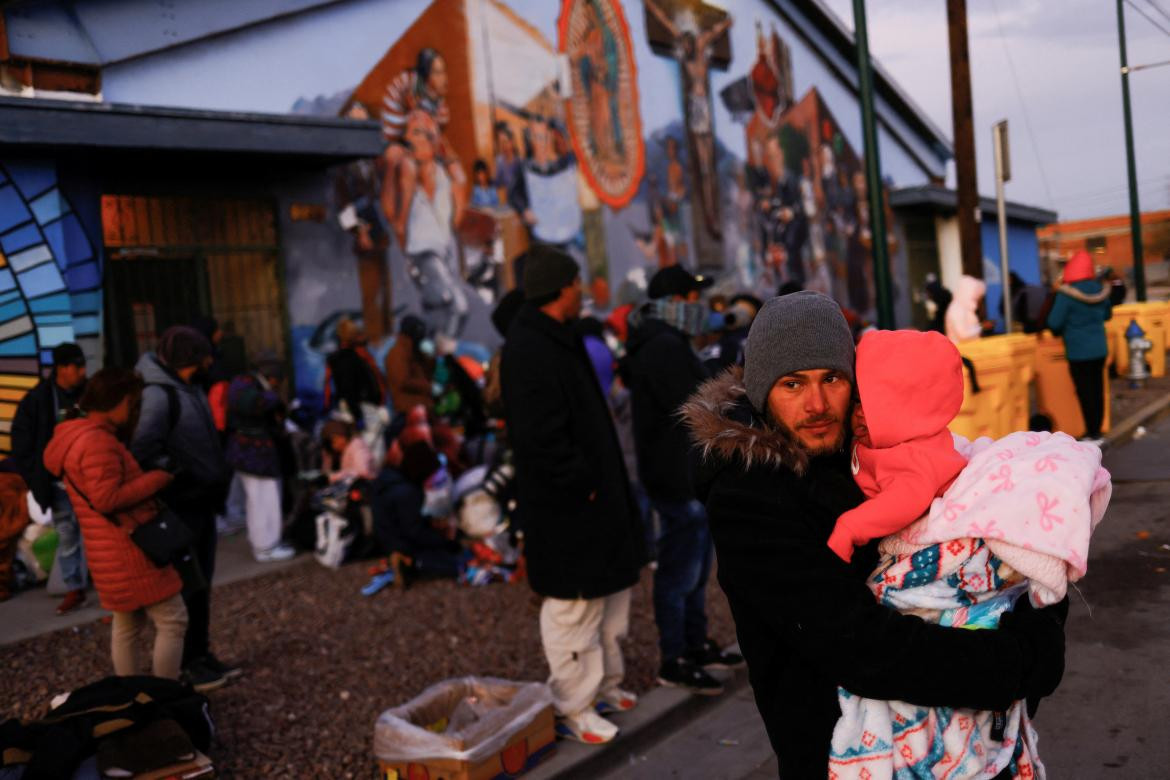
[742,291,855,413]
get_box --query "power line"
[1126,0,1170,37]
[1128,56,1170,72]
[1145,0,1170,26]
[989,0,1057,210]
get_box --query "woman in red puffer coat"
[43,368,188,679]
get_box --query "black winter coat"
[682,369,1041,778]
[502,306,646,599]
[371,467,450,557]
[11,379,76,512]
[623,318,708,502]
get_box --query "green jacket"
[1047,280,1112,361]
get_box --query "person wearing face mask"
[44,368,188,680]
[623,266,743,696]
[132,326,235,692]
[385,315,437,417]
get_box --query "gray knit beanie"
[742,291,855,413]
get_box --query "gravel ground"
[1,558,736,777]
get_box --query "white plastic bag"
[373,677,552,764]
[27,492,51,526]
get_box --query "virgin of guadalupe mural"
[559,0,646,210]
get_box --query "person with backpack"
[44,368,188,680]
[132,326,236,692]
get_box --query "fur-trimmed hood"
[681,366,810,475]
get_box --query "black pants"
[175,506,217,668]
[1068,357,1106,438]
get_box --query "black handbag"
[65,475,206,592]
[126,506,193,566]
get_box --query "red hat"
[1063,250,1094,284]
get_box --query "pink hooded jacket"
[827,330,969,562]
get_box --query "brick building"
[1038,210,1170,284]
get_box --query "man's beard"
[773,414,848,457]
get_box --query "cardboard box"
[378,705,555,780]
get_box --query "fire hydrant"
[1125,318,1152,387]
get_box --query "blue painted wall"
[981,218,1045,333]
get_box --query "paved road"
[600,421,1170,779]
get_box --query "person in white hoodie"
[945,275,987,344]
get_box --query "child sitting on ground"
[826,329,968,563]
[321,419,376,484]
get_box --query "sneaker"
[657,657,724,696]
[201,653,243,680]
[555,709,619,744]
[254,544,296,563]
[181,660,228,693]
[595,688,638,715]
[56,589,87,616]
[1078,436,1105,447]
[689,639,745,670]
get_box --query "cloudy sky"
[820,0,1170,221]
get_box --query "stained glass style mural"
[0,160,102,453]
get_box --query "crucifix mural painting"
[645,0,733,244]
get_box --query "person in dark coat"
[501,246,647,744]
[624,265,741,695]
[132,326,235,693]
[384,315,436,416]
[224,354,295,563]
[323,317,386,423]
[10,342,89,614]
[924,275,953,334]
[371,441,461,583]
[681,292,1069,778]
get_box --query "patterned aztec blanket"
[828,431,1112,780]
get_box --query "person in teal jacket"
[1047,249,1113,441]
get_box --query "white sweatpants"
[539,587,631,718]
[239,474,283,554]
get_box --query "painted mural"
[0,160,102,454]
[284,0,921,404]
[561,0,645,210]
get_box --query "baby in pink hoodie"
[827,329,969,562]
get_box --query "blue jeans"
[52,485,87,591]
[651,497,712,661]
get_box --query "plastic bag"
[27,492,52,526]
[373,676,552,764]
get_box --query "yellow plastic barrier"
[1033,333,1111,438]
[1002,333,1038,432]
[1112,302,1169,378]
[951,335,1024,442]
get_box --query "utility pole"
[947,0,983,280]
[1117,0,1147,301]
[993,120,1012,332]
[852,0,894,328]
